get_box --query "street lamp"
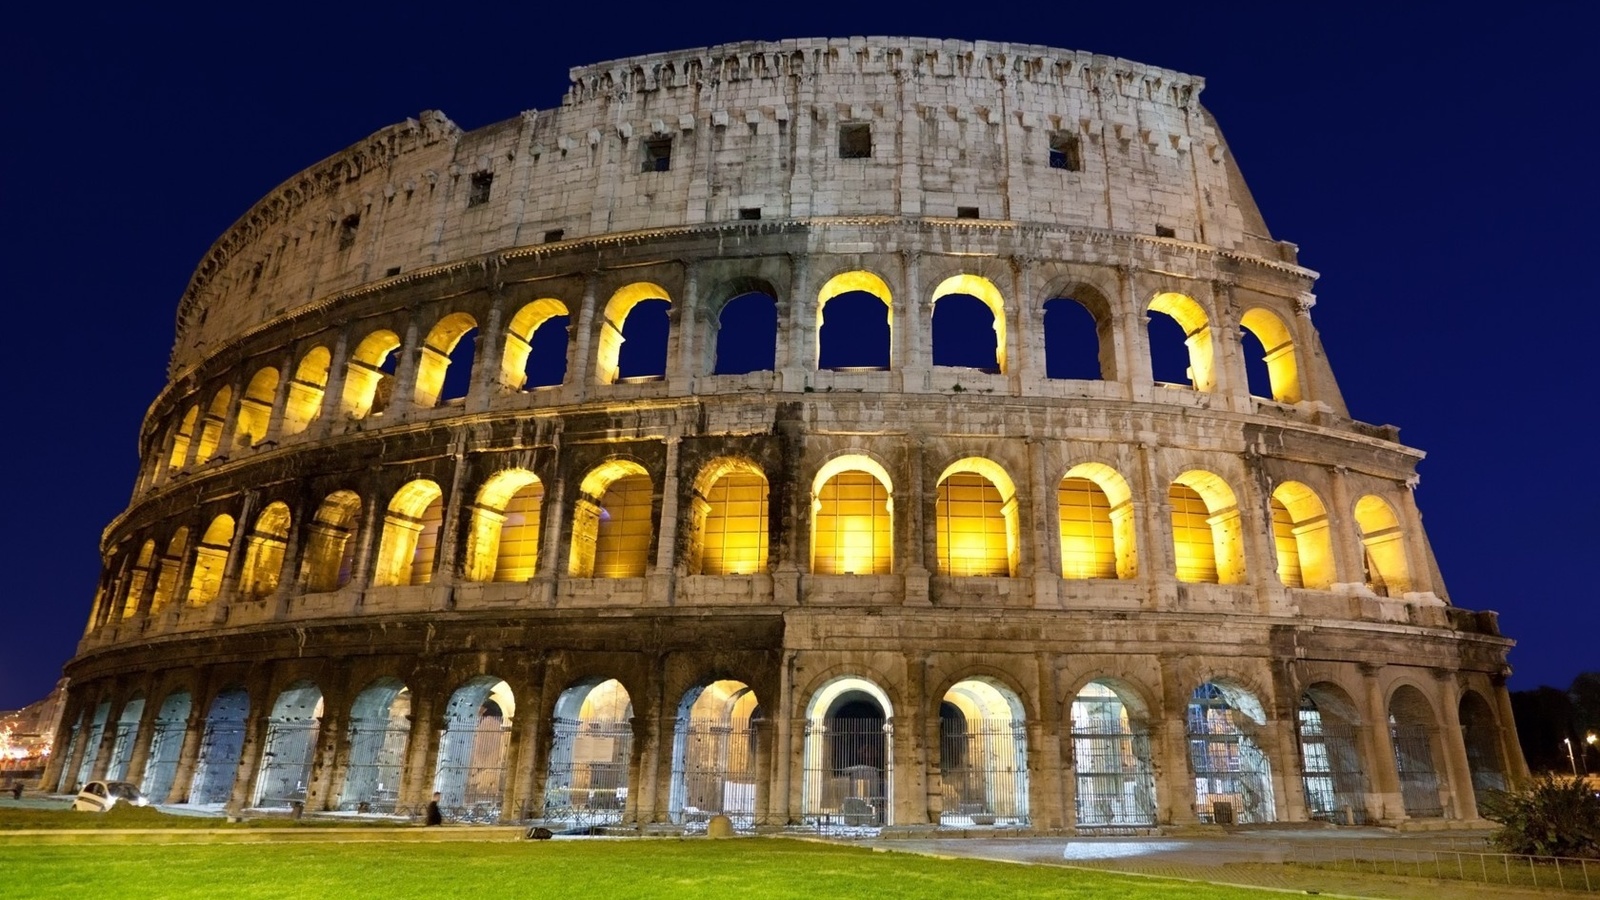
[1565,738,1579,776]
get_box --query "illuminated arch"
[595,282,672,385]
[239,502,291,601]
[668,680,760,825]
[568,460,654,578]
[502,299,569,389]
[302,491,363,592]
[930,274,1007,373]
[544,678,634,824]
[1059,462,1137,580]
[119,540,156,619]
[234,367,279,447]
[1388,684,1444,818]
[1270,482,1334,589]
[1147,292,1215,392]
[816,271,893,370]
[189,687,249,805]
[282,346,330,436]
[1187,679,1276,823]
[687,458,770,576]
[413,312,479,408]
[934,458,1018,577]
[1239,308,1301,403]
[1170,470,1245,584]
[185,514,236,606]
[149,528,188,616]
[1071,679,1157,827]
[251,681,324,809]
[340,329,402,419]
[1354,495,1411,596]
[167,405,198,471]
[373,480,444,587]
[801,675,895,826]
[465,468,544,582]
[712,290,779,375]
[193,387,232,464]
[811,454,894,575]
[434,677,515,819]
[340,678,411,813]
[140,690,191,802]
[1298,682,1371,824]
[938,677,1028,826]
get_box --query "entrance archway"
[1070,681,1157,827]
[433,678,514,822]
[190,688,249,805]
[140,691,191,802]
[1186,681,1276,823]
[1297,685,1371,824]
[105,696,146,782]
[801,677,893,829]
[340,679,410,813]
[938,678,1028,827]
[668,680,759,828]
[544,679,633,826]
[252,682,323,809]
[1460,690,1508,811]
[1389,685,1444,818]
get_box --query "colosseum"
[47,37,1526,832]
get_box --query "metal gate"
[1391,722,1443,818]
[435,721,509,822]
[1298,708,1370,824]
[140,720,186,802]
[253,721,319,808]
[1072,720,1156,828]
[340,723,409,812]
[939,717,1028,826]
[55,725,81,793]
[802,718,890,829]
[1187,695,1275,823]
[190,722,245,805]
[670,722,757,826]
[104,723,137,782]
[544,717,632,826]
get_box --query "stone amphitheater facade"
[48,37,1526,832]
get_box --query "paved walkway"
[859,829,1586,898]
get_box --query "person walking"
[425,791,443,826]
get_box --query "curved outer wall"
[54,38,1523,831]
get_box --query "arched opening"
[184,515,236,607]
[1043,296,1105,380]
[595,282,672,385]
[340,329,401,419]
[1170,471,1246,585]
[282,346,330,436]
[234,367,279,447]
[1298,684,1371,825]
[544,679,633,825]
[668,680,759,828]
[801,676,893,829]
[1270,482,1334,589]
[1187,681,1276,823]
[934,459,1018,577]
[1355,495,1411,596]
[104,695,146,782]
[1389,685,1444,818]
[1459,691,1508,809]
[252,682,323,809]
[71,702,111,791]
[414,312,479,408]
[193,388,232,464]
[1147,292,1214,391]
[433,678,514,822]
[340,678,411,813]
[190,687,249,805]
[688,460,769,576]
[1071,681,1157,828]
[239,502,291,601]
[568,462,654,578]
[373,480,444,587]
[140,690,191,802]
[930,274,1006,373]
[1239,308,1301,404]
[301,491,363,592]
[119,541,156,619]
[465,469,544,583]
[168,405,197,471]
[938,678,1028,827]
[817,271,891,371]
[502,299,569,390]
[811,456,893,575]
[149,528,188,616]
[713,292,778,375]
[1059,463,1137,580]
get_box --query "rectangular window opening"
[1049,132,1082,172]
[956,206,980,219]
[738,207,762,221]
[384,266,401,277]
[643,137,673,172]
[468,171,494,207]
[543,229,565,243]
[1155,225,1176,238]
[839,123,872,159]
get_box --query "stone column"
[123,691,161,789]
[1433,671,1478,820]
[891,656,929,826]
[653,437,683,575]
[1360,665,1402,822]
[214,492,258,622]
[566,274,600,403]
[225,673,274,814]
[1120,269,1157,403]
[305,703,343,812]
[1396,480,1434,596]
[776,253,811,391]
[467,300,506,414]
[667,262,699,394]
[262,350,297,445]
[1007,256,1036,394]
[752,715,776,826]
[1135,443,1175,606]
[505,704,544,822]
[1490,675,1532,784]
[897,250,925,392]
[398,687,441,811]
[387,320,423,420]
[1326,468,1366,590]
[166,701,208,804]
[314,331,352,441]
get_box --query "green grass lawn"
[0,838,1278,899]
[0,805,397,829]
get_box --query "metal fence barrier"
[1300,841,1596,893]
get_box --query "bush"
[1481,774,1600,859]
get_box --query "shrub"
[1480,774,1600,859]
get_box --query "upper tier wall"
[172,37,1285,375]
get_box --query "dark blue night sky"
[3,4,1595,708]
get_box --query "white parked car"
[72,781,150,812]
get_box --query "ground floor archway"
[668,680,759,828]
[802,676,893,829]
[544,678,633,826]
